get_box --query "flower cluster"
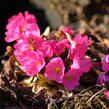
[5,11,92,90]
[97,55,109,85]
[93,54,109,99]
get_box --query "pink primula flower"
[44,57,65,83]
[63,68,81,90]
[34,37,53,58]
[38,41,53,58]
[62,27,73,35]
[24,23,40,39]
[14,36,30,56]
[96,55,109,85]
[5,12,26,42]
[68,34,91,59]
[17,50,45,76]
[34,37,45,49]
[102,55,109,72]
[5,11,40,42]
[97,72,109,85]
[50,39,70,56]
[24,11,37,23]
[72,57,92,74]
[14,37,36,56]
[104,90,109,99]
[6,12,24,30]
[14,34,42,56]
[54,39,70,56]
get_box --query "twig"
[78,85,102,95]
[50,98,59,109]
[86,88,104,103]
[96,97,107,108]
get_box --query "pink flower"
[72,57,92,73]
[62,27,73,35]
[44,57,65,83]
[5,11,40,42]
[50,39,70,56]
[5,12,26,42]
[68,34,91,59]
[102,55,109,72]
[104,90,109,99]
[63,68,81,90]
[6,12,25,30]
[34,37,53,58]
[63,57,92,90]
[74,34,91,46]
[14,36,30,56]
[24,11,37,23]
[38,41,53,58]
[14,34,41,56]
[24,23,40,38]
[34,37,45,49]
[97,72,109,85]
[54,39,70,56]
[17,50,45,76]
[96,55,109,85]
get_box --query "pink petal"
[44,57,65,83]
[104,90,109,99]
[63,68,81,90]
[97,72,109,85]
[17,50,45,76]
[102,55,109,72]
[72,57,92,73]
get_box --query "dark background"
[0,0,49,54]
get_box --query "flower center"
[19,24,26,32]
[36,61,42,65]
[29,39,35,51]
[55,67,61,74]
[65,75,72,80]
[75,42,79,47]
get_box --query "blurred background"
[0,0,109,54]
